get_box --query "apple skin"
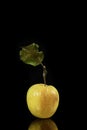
[26,83,59,118]
[28,119,58,130]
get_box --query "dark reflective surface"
[27,119,58,130]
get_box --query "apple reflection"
[28,119,58,130]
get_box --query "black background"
[2,4,85,129]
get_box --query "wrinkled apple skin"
[26,84,59,118]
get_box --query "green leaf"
[19,43,44,66]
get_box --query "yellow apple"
[26,83,59,118]
[28,119,58,130]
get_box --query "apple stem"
[41,63,47,85]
